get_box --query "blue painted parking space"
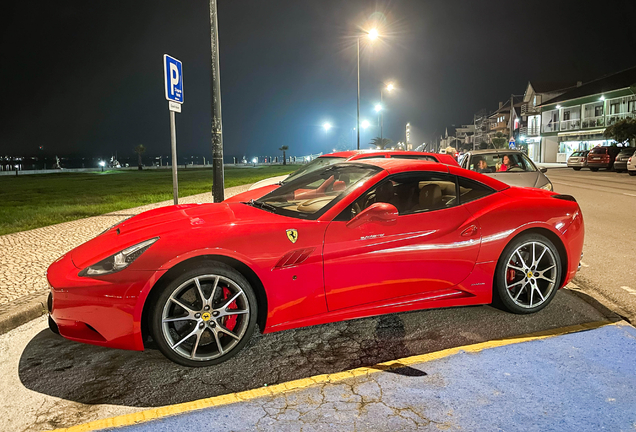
[94,322,636,431]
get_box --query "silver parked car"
[460,149,553,191]
[614,148,636,173]
[567,151,589,171]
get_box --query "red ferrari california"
[47,159,584,367]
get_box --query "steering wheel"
[507,166,524,172]
[351,202,362,217]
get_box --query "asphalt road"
[2,289,613,431]
[547,168,636,322]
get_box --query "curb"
[0,291,48,336]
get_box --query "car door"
[322,171,481,311]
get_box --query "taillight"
[629,157,633,163]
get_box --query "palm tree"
[369,137,393,150]
[279,145,289,165]
[134,144,146,170]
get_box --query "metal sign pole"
[170,110,179,205]
[163,54,183,206]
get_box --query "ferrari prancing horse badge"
[286,229,298,244]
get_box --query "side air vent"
[274,248,316,269]
[552,194,577,202]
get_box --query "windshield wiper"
[246,199,278,213]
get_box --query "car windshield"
[252,164,380,219]
[468,153,537,173]
[282,156,346,184]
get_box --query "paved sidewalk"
[0,184,250,330]
[78,322,635,432]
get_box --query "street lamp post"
[357,28,379,150]
[380,83,394,141]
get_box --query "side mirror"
[540,167,548,173]
[346,202,399,229]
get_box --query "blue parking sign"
[163,54,183,103]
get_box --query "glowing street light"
[374,104,382,112]
[99,160,106,172]
[361,120,370,129]
[368,28,379,40]
[386,83,395,92]
[323,122,332,132]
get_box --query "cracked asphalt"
[1,287,614,431]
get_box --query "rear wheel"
[150,263,258,367]
[573,167,581,171]
[590,167,599,172]
[629,171,636,176]
[494,234,561,314]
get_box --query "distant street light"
[357,28,380,150]
[99,161,105,172]
[361,120,370,129]
[323,122,332,132]
[374,104,382,112]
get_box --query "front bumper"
[47,253,165,351]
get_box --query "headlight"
[79,237,159,277]
[539,183,553,191]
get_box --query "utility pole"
[209,0,225,202]
[356,37,361,150]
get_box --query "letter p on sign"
[163,54,183,103]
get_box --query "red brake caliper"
[222,287,238,331]
[506,268,517,289]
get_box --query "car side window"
[337,172,459,220]
[457,177,495,204]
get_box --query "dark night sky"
[2,1,636,161]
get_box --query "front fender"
[132,247,266,325]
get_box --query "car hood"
[70,203,269,269]
[485,171,544,188]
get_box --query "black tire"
[590,167,599,172]
[629,171,636,176]
[493,233,562,314]
[150,262,258,367]
[573,167,581,171]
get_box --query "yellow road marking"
[50,320,614,432]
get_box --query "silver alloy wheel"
[504,241,557,309]
[161,274,250,361]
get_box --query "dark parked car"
[586,146,626,171]
[567,151,589,171]
[613,148,636,173]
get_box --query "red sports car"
[47,159,584,367]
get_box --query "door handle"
[460,225,479,237]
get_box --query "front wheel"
[494,234,561,314]
[590,167,599,172]
[629,171,636,176]
[150,263,258,367]
[572,167,581,171]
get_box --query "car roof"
[342,158,509,191]
[322,150,459,166]
[323,150,439,159]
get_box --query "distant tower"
[405,123,412,150]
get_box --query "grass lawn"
[0,165,299,235]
